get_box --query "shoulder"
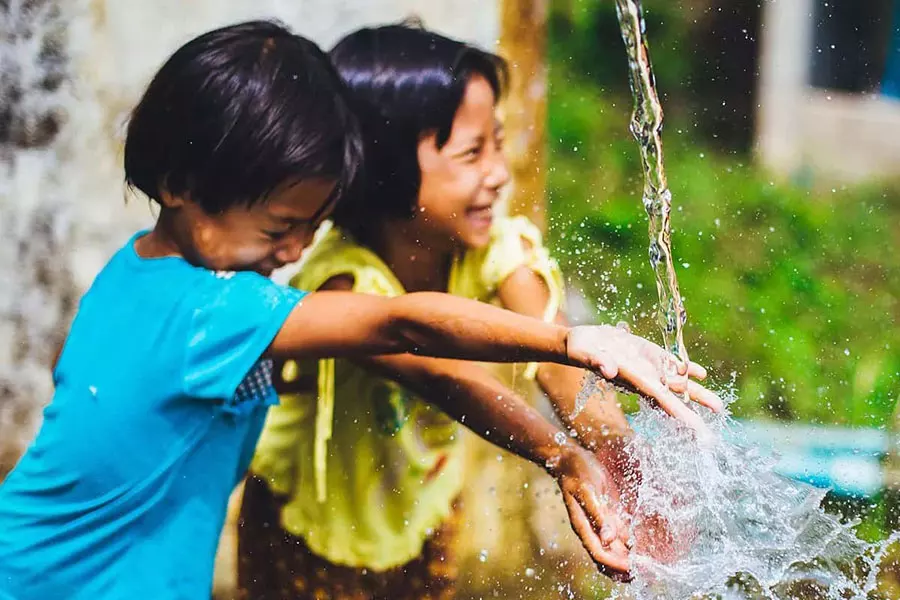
[461,215,554,293]
[488,215,546,250]
[188,270,307,322]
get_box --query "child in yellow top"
[240,23,723,600]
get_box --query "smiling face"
[160,177,337,276]
[411,74,510,251]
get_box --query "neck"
[136,210,184,259]
[366,220,455,293]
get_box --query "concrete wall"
[0,0,498,477]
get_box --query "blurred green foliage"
[547,0,900,427]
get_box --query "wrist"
[579,425,634,453]
[538,436,585,479]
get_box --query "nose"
[273,230,309,266]
[483,146,510,191]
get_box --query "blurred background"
[1,0,899,597]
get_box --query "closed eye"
[461,144,483,161]
[264,229,291,241]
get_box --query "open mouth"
[465,205,494,229]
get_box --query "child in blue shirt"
[0,20,718,600]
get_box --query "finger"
[660,370,724,414]
[687,380,724,413]
[575,479,632,552]
[564,494,632,580]
[600,523,616,546]
[632,374,711,433]
[572,480,616,536]
[590,352,619,380]
[687,361,708,380]
[666,375,689,394]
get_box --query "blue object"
[0,232,306,600]
[626,416,891,498]
[883,0,900,98]
[733,420,889,498]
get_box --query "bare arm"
[295,276,598,467]
[497,266,632,451]
[268,289,574,367]
[284,275,631,577]
[362,352,575,469]
[359,350,631,578]
[271,275,721,432]
[52,343,63,373]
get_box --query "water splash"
[606,2,897,598]
[614,0,689,390]
[621,403,897,600]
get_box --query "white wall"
[0,0,498,472]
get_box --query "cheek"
[228,241,272,267]
[419,169,481,216]
[197,228,271,269]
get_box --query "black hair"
[124,20,362,213]
[328,22,507,237]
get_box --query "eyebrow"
[272,194,339,226]
[450,135,485,156]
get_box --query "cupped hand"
[565,325,723,433]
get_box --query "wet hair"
[328,22,507,238]
[124,20,362,213]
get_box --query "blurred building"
[757,0,900,182]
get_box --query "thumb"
[593,351,619,380]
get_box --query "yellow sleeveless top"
[250,216,563,570]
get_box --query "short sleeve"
[476,216,566,381]
[480,217,565,308]
[182,271,308,402]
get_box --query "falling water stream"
[601,1,899,598]
[614,0,689,388]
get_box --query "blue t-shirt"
[0,232,307,599]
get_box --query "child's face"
[414,74,510,251]
[165,178,336,275]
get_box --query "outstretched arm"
[268,290,572,367]
[270,287,721,431]
[275,275,632,578]
[357,351,632,580]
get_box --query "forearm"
[361,354,579,471]
[389,292,571,365]
[271,290,572,366]
[537,362,633,452]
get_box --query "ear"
[159,188,185,209]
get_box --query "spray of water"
[600,1,899,598]
[614,0,688,391]
[623,401,898,600]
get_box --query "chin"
[463,229,492,250]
